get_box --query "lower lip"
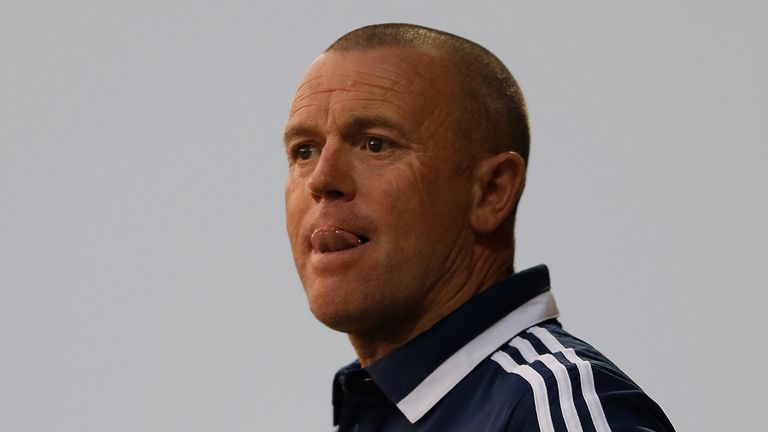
[310,241,371,269]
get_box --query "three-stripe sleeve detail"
[490,326,613,432]
[537,353,583,432]
[527,326,612,432]
[493,351,555,432]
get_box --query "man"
[283,23,675,431]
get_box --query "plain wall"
[1,1,766,431]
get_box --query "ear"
[469,152,526,233]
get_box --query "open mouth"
[311,226,369,253]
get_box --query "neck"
[349,241,513,367]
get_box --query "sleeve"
[504,363,676,432]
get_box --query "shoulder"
[485,321,676,432]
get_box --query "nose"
[307,141,355,201]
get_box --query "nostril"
[323,189,344,199]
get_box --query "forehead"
[287,47,458,127]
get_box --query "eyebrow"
[282,124,317,146]
[345,115,405,136]
[283,115,407,147]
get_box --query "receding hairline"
[323,24,495,86]
[326,23,476,54]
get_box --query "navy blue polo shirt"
[332,265,675,431]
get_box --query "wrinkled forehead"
[289,47,457,116]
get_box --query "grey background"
[1,1,766,431]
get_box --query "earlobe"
[469,152,526,233]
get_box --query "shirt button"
[339,375,348,392]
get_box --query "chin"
[305,281,380,334]
[309,302,374,334]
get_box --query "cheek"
[381,157,430,200]
[284,180,307,246]
[392,160,453,214]
[373,165,457,242]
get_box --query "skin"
[284,46,525,366]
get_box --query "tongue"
[311,227,364,253]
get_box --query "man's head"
[283,24,529,345]
[326,24,530,165]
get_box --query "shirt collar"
[332,264,558,424]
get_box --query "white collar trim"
[395,290,560,423]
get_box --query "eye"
[293,143,317,161]
[365,136,389,153]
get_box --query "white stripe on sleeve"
[560,348,612,432]
[512,365,555,432]
[527,326,567,352]
[528,326,612,432]
[490,350,519,372]
[538,353,584,432]
[509,336,540,363]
